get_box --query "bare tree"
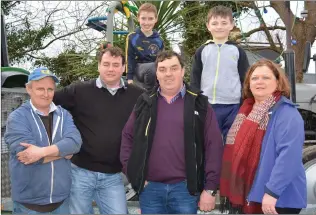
[3,1,110,64]
[233,1,316,82]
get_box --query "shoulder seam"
[127,32,136,38]
[204,39,214,45]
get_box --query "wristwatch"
[205,189,217,196]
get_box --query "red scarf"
[220,91,281,214]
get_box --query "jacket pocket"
[10,160,33,194]
[54,159,71,196]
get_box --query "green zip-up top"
[190,40,249,104]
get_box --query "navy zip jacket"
[125,28,164,80]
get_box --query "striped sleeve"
[125,32,136,80]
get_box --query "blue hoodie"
[247,96,307,208]
[125,27,164,80]
[4,101,82,205]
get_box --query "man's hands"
[262,193,278,214]
[17,143,73,165]
[199,190,216,212]
[17,143,45,165]
[143,180,148,188]
[127,80,133,84]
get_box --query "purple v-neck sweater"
[121,94,224,190]
[146,96,186,183]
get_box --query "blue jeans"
[212,104,240,144]
[139,181,199,214]
[69,163,127,214]
[13,198,69,214]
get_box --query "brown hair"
[243,59,291,99]
[155,50,184,68]
[97,46,125,65]
[138,3,158,18]
[207,5,233,23]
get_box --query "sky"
[8,1,316,74]
[236,1,316,73]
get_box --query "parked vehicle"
[300,41,316,210]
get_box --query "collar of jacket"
[136,27,160,38]
[269,95,297,112]
[24,100,62,117]
[140,82,202,105]
[204,39,237,45]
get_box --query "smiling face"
[138,11,157,34]
[207,16,234,41]
[98,51,125,87]
[26,77,55,111]
[156,56,184,95]
[249,66,278,103]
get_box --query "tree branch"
[233,26,286,40]
[21,28,88,55]
[251,2,277,49]
[44,8,63,27]
[245,46,282,54]
[270,1,295,28]
[7,1,20,10]
[26,53,47,60]
[276,33,284,51]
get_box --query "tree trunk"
[270,1,316,83]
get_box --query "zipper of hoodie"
[192,95,199,190]
[38,115,54,204]
[193,112,198,189]
[138,116,151,193]
[212,45,221,104]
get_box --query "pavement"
[2,198,315,214]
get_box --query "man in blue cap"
[4,67,82,214]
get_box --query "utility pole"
[1,9,9,67]
[283,1,296,103]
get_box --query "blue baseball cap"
[28,67,59,83]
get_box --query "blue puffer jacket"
[247,96,307,208]
[4,101,82,205]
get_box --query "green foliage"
[7,23,54,63]
[1,1,20,15]
[34,49,99,87]
[181,1,210,58]
[129,1,183,50]
[113,34,128,51]
[2,1,55,64]
[131,1,181,35]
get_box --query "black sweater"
[53,79,144,173]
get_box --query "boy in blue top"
[190,6,249,143]
[125,3,164,91]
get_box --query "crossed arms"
[4,109,82,165]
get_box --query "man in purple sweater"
[120,50,224,214]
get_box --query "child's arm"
[237,47,250,87]
[190,47,204,89]
[125,33,137,82]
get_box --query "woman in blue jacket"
[220,59,307,214]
